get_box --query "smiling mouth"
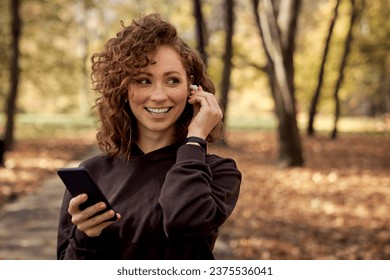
[145,107,172,115]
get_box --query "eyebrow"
[135,71,183,77]
[163,71,182,76]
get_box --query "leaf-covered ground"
[0,130,389,259]
[0,133,96,206]
[210,131,390,260]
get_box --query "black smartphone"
[57,166,117,221]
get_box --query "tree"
[331,0,360,139]
[219,0,234,129]
[4,0,21,151]
[193,0,208,65]
[354,0,390,117]
[307,0,341,136]
[252,0,304,167]
[0,0,10,105]
[78,0,94,115]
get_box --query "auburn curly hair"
[91,13,222,159]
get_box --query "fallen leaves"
[210,131,390,259]
[0,133,96,205]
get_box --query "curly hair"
[91,13,223,159]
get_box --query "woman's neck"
[136,132,176,154]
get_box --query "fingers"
[76,210,119,237]
[68,194,120,237]
[188,85,222,119]
[187,85,223,138]
[188,86,214,106]
[68,193,88,216]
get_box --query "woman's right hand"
[187,85,223,139]
[68,194,120,237]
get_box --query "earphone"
[189,84,199,91]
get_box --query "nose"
[150,84,168,102]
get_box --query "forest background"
[0,0,389,260]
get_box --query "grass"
[0,112,388,140]
[227,112,388,135]
[297,114,388,135]
[226,114,277,131]
[0,113,97,139]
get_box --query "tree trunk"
[4,0,21,152]
[79,0,91,116]
[193,0,208,65]
[331,0,359,139]
[251,0,275,97]
[219,0,234,127]
[308,0,341,136]
[253,0,304,167]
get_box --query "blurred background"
[0,0,389,259]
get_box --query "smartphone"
[57,166,117,221]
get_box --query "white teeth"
[146,107,170,115]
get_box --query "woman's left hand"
[187,85,223,139]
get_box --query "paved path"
[0,160,82,260]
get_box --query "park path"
[0,159,82,260]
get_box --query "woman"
[57,13,241,260]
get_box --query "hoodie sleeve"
[159,144,241,238]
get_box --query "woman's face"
[127,45,189,140]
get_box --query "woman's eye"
[167,78,180,85]
[134,78,150,85]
